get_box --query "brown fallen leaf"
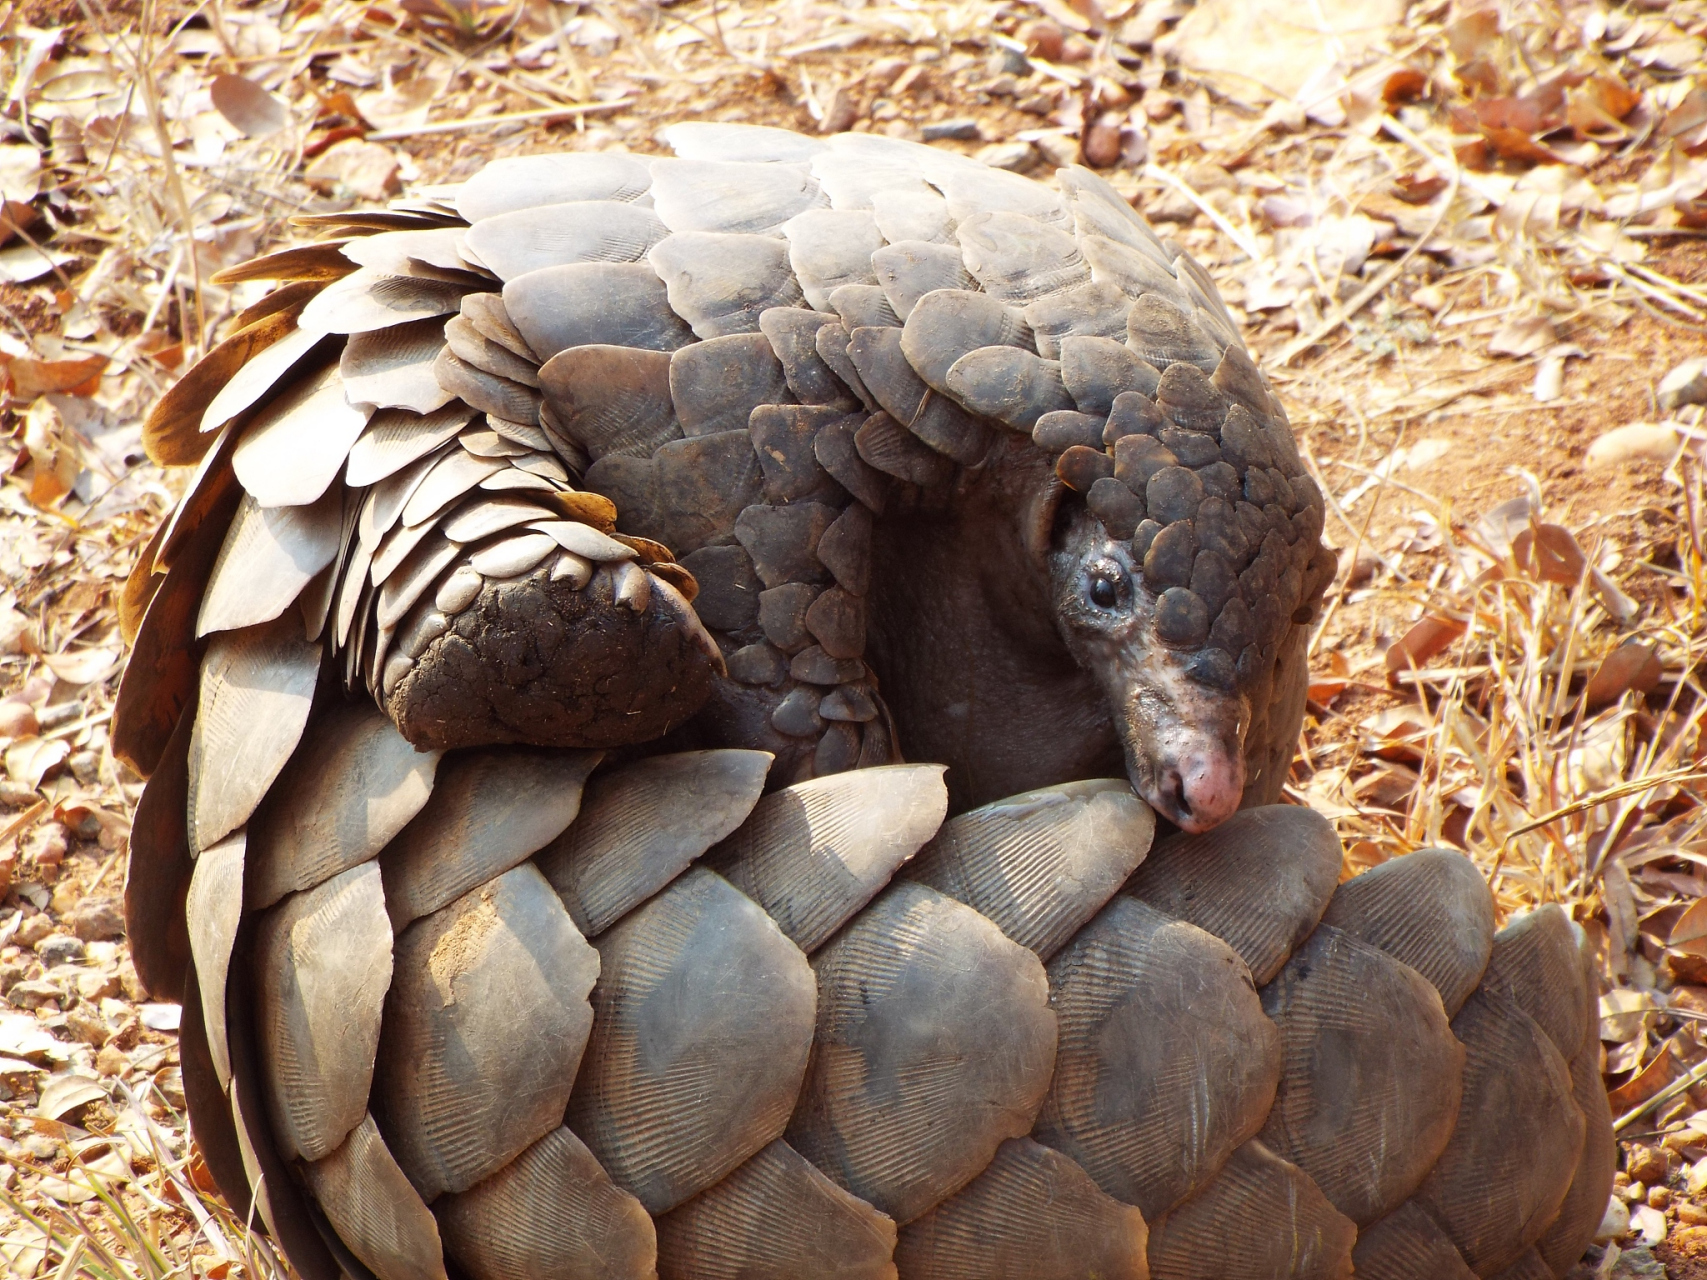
[1511,523,1587,585]
[1386,614,1466,677]
[1382,67,1428,106]
[1584,641,1663,710]
[0,352,106,399]
[1481,125,1564,166]
[1392,172,1448,204]
[1488,314,1556,357]
[1609,1040,1678,1112]
[210,72,289,138]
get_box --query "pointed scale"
[196,486,343,638]
[178,957,252,1215]
[246,702,441,911]
[567,868,817,1215]
[232,357,373,508]
[186,617,320,855]
[340,316,456,415]
[536,749,772,937]
[376,864,599,1200]
[706,764,947,953]
[378,746,600,930]
[438,1127,657,1280]
[303,1114,449,1280]
[184,830,245,1087]
[254,861,393,1163]
[905,778,1152,961]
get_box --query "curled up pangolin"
[113,123,1613,1280]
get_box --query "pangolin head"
[1035,350,1337,832]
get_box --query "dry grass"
[0,0,1705,1270]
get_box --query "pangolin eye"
[1086,562,1127,610]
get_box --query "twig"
[1615,1054,1707,1133]
[1141,163,1262,262]
[365,101,633,141]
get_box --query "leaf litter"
[1,0,1706,1272]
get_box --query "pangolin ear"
[1022,474,1071,569]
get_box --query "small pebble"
[1677,1200,1707,1225]
[21,1134,58,1161]
[1648,1185,1671,1209]
[922,119,980,142]
[94,1044,128,1078]
[69,899,123,943]
[14,915,51,948]
[1628,1143,1670,1186]
[1658,356,1707,412]
[36,935,84,967]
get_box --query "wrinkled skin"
[867,439,1261,830]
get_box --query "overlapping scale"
[1318,847,1494,1017]
[786,881,1057,1225]
[438,1126,657,1280]
[254,860,392,1162]
[1412,990,1584,1273]
[1145,1140,1355,1280]
[1034,895,1279,1220]
[1124,804,1341,984]
[376,863,599,1199]
[567,868,817,1213]
[905,779,1153,959]
[1256,924,1464,1225]
[707,764,948,951]
[537,749,772,935]
[894,1138,1148,1280]
[655,1139,897,1280]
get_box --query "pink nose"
[1167,749,1245,833]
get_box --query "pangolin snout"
[1155,745,1245,833]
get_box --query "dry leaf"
[36,1073,105,1122]
[304,139,402,202]
[1585,641,1663,710]
[1488,314,1556,357]
[0,242,72,285]
[1601,988,1661,1042]
[1585,423,1681,467]
[0,145,41,204]
[209,73,288,138]
[4,738,69,789]
[1386,614,1466,675]
[41,648,119,685]
[1512,523,1587,585]
[1662,87,1707,140]
[0,352,106,399]
[1609,1042,1678,1111]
